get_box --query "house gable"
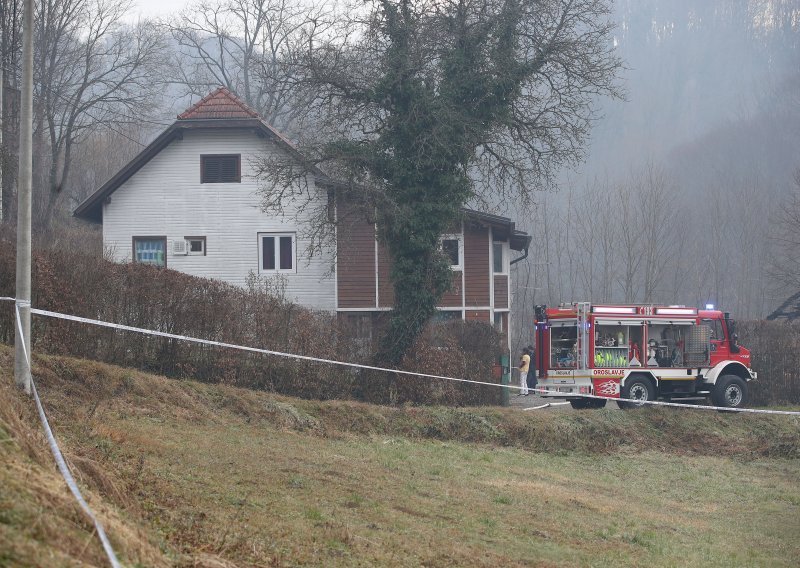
[84,88,336,310]
[74,87,310,223]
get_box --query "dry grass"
[1,345,799,567]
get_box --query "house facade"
[75,88,530,337]
[336,203,530,337]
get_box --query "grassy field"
[1,345,799,567]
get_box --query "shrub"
[0,236,503,405]
[737,320,800,405]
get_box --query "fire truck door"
[704,318,729,360]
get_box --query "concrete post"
[14,0,33,394]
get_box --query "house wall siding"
[439,273,463,307]
[494,276,509,309]
[337,202,377,308]
[466,310,490,322]
[103,128,336,310]
[464,224,490,306]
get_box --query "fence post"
[501,353,510,406]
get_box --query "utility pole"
[15,0,33,394]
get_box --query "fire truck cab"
[533,303,756,409]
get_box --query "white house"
[75,87,337,310]
[75,88,530,335]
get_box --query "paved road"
[508,393,621,411]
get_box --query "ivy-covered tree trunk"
[378,202,462,365]
[257,0,621,365]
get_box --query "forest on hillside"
[511,0,800,350]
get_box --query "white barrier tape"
[31,306,800,416]
[3,296,800,416]
[14,302,31,367]
[27,306,521,391]
[13,303,122,568]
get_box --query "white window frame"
[493,311,505,332]
[440,234,463,271]
[258,232,296,274]
[186,236,206,256]
[492,241,507,275]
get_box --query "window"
[440,235,462,270]
[550,323,577,369]
[702,318,724,341]
[493,242,505,274]
[259,233,295,272]
[201,154,241,183]
[432,310,462,323]
[133,237,166,267]
[186,236,206,256]
[646,323,690,367]
[594,322,644,368]
[493,311,506,332]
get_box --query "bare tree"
[616,178,643,302]
[257,0,621,362]
[165,0,331,131]
[0,0,21,223]
[635,162,680,303]
[768,170,800,294]
[34,0,165,226]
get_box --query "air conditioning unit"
[172,239,188,255]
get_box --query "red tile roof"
[178,87,260,120]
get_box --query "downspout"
[509,237,533,266]
[510,245,529,266]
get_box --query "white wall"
[102,128,336,311]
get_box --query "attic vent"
[172,240,188,255]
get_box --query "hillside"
[1,345,799,567]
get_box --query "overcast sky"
[128,0,190,20]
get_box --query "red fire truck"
[533,303,756,409]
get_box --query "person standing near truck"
[526,345,537,393]
[518,348,531,396]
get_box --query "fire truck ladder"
[575,302,591,370]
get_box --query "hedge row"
[0,240,503,405]
[1,236,795,406]
[737,320,800,405]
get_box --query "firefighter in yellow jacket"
[518,347,531,396]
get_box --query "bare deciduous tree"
[634,162,680,303]
[257,0,621,362]
[0,0,22,222]
[165,0,331,131]
[34,0,165,226]
[768,170,800,294]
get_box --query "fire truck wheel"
[618,376,655,409]
[712,375,748,409]
[569,399,592,409]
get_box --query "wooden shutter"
[202,155,241,183]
